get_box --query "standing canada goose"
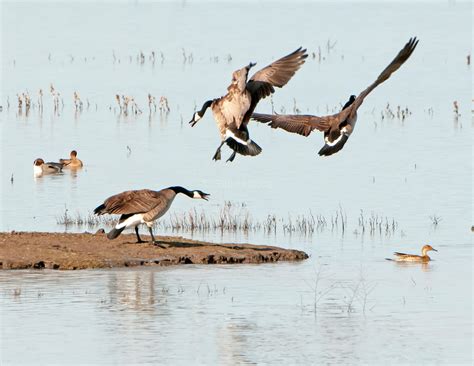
[59,150,83,168]
[386,244,437,262]
[33,158,63,176]
[94,186,210,245]
[189,47,308,162]
[252,37,419,156]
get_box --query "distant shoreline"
[0,231,308,270]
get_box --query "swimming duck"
[94,186,209,245]
[251,37,418,156]
[33,158,63,176]
[59,150,83,168]
[386,244,437,262]
[189,47,308,162]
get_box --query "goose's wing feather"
[249,47,308,88]
[242,48,308,127]
[102,189,163,215]
[252,113,330,137]
[337,37,419,122]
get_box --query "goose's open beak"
[189,112,201,127]
[201,193,210,201]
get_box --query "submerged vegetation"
[303,266,378,315]
[56,201,402,238]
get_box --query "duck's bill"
[432,248,438,252]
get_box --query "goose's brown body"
[94,186,209,244]
[190,47,308,161]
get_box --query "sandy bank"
[0,231,308,270]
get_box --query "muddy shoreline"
[0,231,308,270]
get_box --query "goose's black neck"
[198,100,213,117]
[168,186,193,198]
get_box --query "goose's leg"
[135,226,145,243]
[212,141,225,161]
[226,151,237,163]
[148,226,165,248]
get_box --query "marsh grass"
[56,202,401,238]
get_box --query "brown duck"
[59,150,83,168]
[386,244,438,262]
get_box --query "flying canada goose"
[94,186,210,245]
[386,244,437,262]
[189,47,308,162]
[252,37,419,156]
[59,150,83,168]
[33,158,63,176]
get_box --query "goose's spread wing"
[242,48,308,126]
[249,47,308,89]
[338,37,419,122]
[252,113,330,137]
[102,189,164,215]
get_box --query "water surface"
[0,1,472,364]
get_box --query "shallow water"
[0,1,472,364]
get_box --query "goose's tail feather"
[318,135,349,156]
[226,138,262,157]
[107,227,125,240]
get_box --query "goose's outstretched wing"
[252,113,330,137]
[242,48,308,125]
[338,37,419,122]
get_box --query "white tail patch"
[225,129,248,145]
[116,214,145,229]
[325,128,350,147]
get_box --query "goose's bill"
[189,118,197,127]
[201,193,210,201]
[432,248,438,252]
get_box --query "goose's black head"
[169,186,210,200]
[342,95,356,110]
[189,100,213,127]
[192,190,210,200]
[246,62,256,71]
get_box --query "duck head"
[421,244,437,256]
